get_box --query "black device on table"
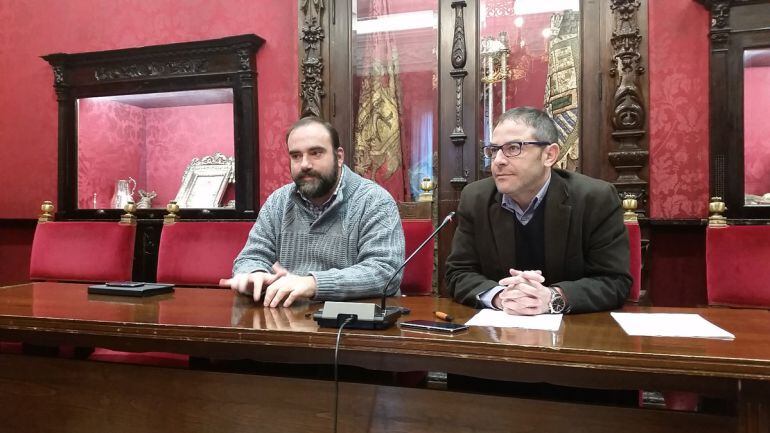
[88,282,174,297]
[399,320,469,333]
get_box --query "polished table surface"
[2,282,770,433]
[1,282,770,382]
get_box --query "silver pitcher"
[112,177,137,209]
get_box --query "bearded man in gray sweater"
[221,117,405,308]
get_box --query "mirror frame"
[704,0,770,220]
[43,34,264,220]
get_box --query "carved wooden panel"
[300,0,326,118]
[608,0,649,214]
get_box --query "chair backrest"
[400,219,434,295]
[29,222,136,282]
[156,221,253,286]
[625,222,642,302]
[706,225,770,308]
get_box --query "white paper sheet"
[611,312,735,339]
[465,309,563,331]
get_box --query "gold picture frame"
[174,152,234,208]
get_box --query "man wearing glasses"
[446,107,631,315]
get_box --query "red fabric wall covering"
[648,0,710,219]
[743,67,770,196]
[0,0,298,219]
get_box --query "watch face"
[549,289,566,314]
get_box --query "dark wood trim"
[578,0,605,178]
[645,218,708,227]
[328,0,354,162]
[705,0,770,220]
[436,0,479,296]
[0,355,738,433]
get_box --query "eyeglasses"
[482,141,551,158]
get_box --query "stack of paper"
[465,309,562,331]
[611,312,735,339]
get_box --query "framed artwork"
[174,152,234,208]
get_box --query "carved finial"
[164,200,180,225]
[38,200,55,223]
[418,177,435,203]
[622,193,638,223]
[120,201,137,226]
[708,197,727,228]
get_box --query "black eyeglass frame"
[482,141,552,158]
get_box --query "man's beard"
[293,163,339,199]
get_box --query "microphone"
[313,212,456,330]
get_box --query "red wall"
[744,67,770,197]
[648,0,710,219]
[0,0,298,219]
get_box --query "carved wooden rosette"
[300,0,326,118]
[709,1,731,46]
[449,1,469,192]
[608,0,648,213]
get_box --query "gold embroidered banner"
[544,10,581,172]
[353,0,405,199]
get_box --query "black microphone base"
[313,304,403,330]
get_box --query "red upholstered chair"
[400,219,434,295]
[19,219,137,358]
[621,196,643,303]
[625,222,642,302]
[706,224,770,308]
[91,221,253,367]
[156,221,254,286]
[29,221,136,282]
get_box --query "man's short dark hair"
[496,107,559,144]
[285,116,341,150]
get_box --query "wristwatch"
[547,287,566,314]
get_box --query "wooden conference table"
[1,282,769,433]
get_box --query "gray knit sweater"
[233,165,405,300]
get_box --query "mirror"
[77,89,235,209]
[743,48,770,206]
[44,34,263,219]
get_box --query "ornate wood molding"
[709,1,731,46]
[449,0,469,192]
[94,59,208,81]
[300,0,326,118]
[608,0,648,213]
